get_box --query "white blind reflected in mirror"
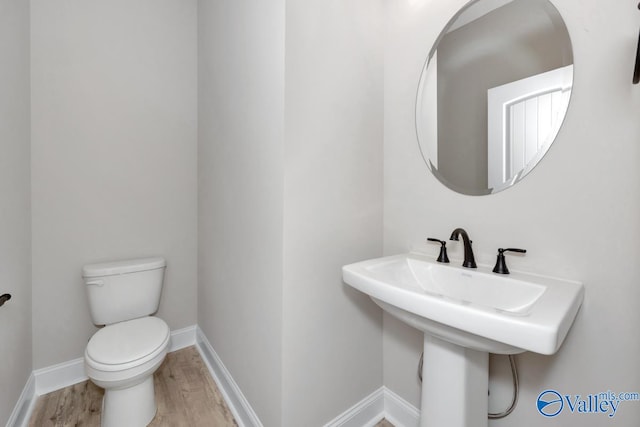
[487,65,573,192]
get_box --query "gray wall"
[197,0,285,425]
[31,0,198,369]
[198,0,384,425]
[384,0,640,425]
[0,0,31,423]
[282,0,384,425]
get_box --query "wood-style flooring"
[29,345,394,426]
[29,346,237,426]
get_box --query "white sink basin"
[343,253,583,355]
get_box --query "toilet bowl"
[85,317,170,427]
[82,257,168,427]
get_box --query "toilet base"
[101,375,157,427]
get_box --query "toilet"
[82,257,170,427]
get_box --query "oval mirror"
[416,0,573,195]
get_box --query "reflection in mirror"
[416,0,573,195]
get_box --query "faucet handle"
[492,248,527,274]
[427,238,450,263]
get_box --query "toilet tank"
[83,257,166,326]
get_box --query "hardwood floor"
[29,346,237,426]
[29,345,395,427]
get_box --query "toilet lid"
[87,317,170,366]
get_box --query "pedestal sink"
[342,253,583,427]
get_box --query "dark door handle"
[635,4,640,84]
[0,294,11,307]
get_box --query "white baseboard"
[323,387,385,427]
[323,386,419,427]
[195,327,263,427]
[33,356,87,397]
[5,373,35,427]
[169,324,197,352]
[383,387,420,427]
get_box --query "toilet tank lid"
[82,257,166,278]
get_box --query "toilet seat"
[86,317,170,372]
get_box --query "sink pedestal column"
[421,334,489,427]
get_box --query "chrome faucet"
[450,228,477,268]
